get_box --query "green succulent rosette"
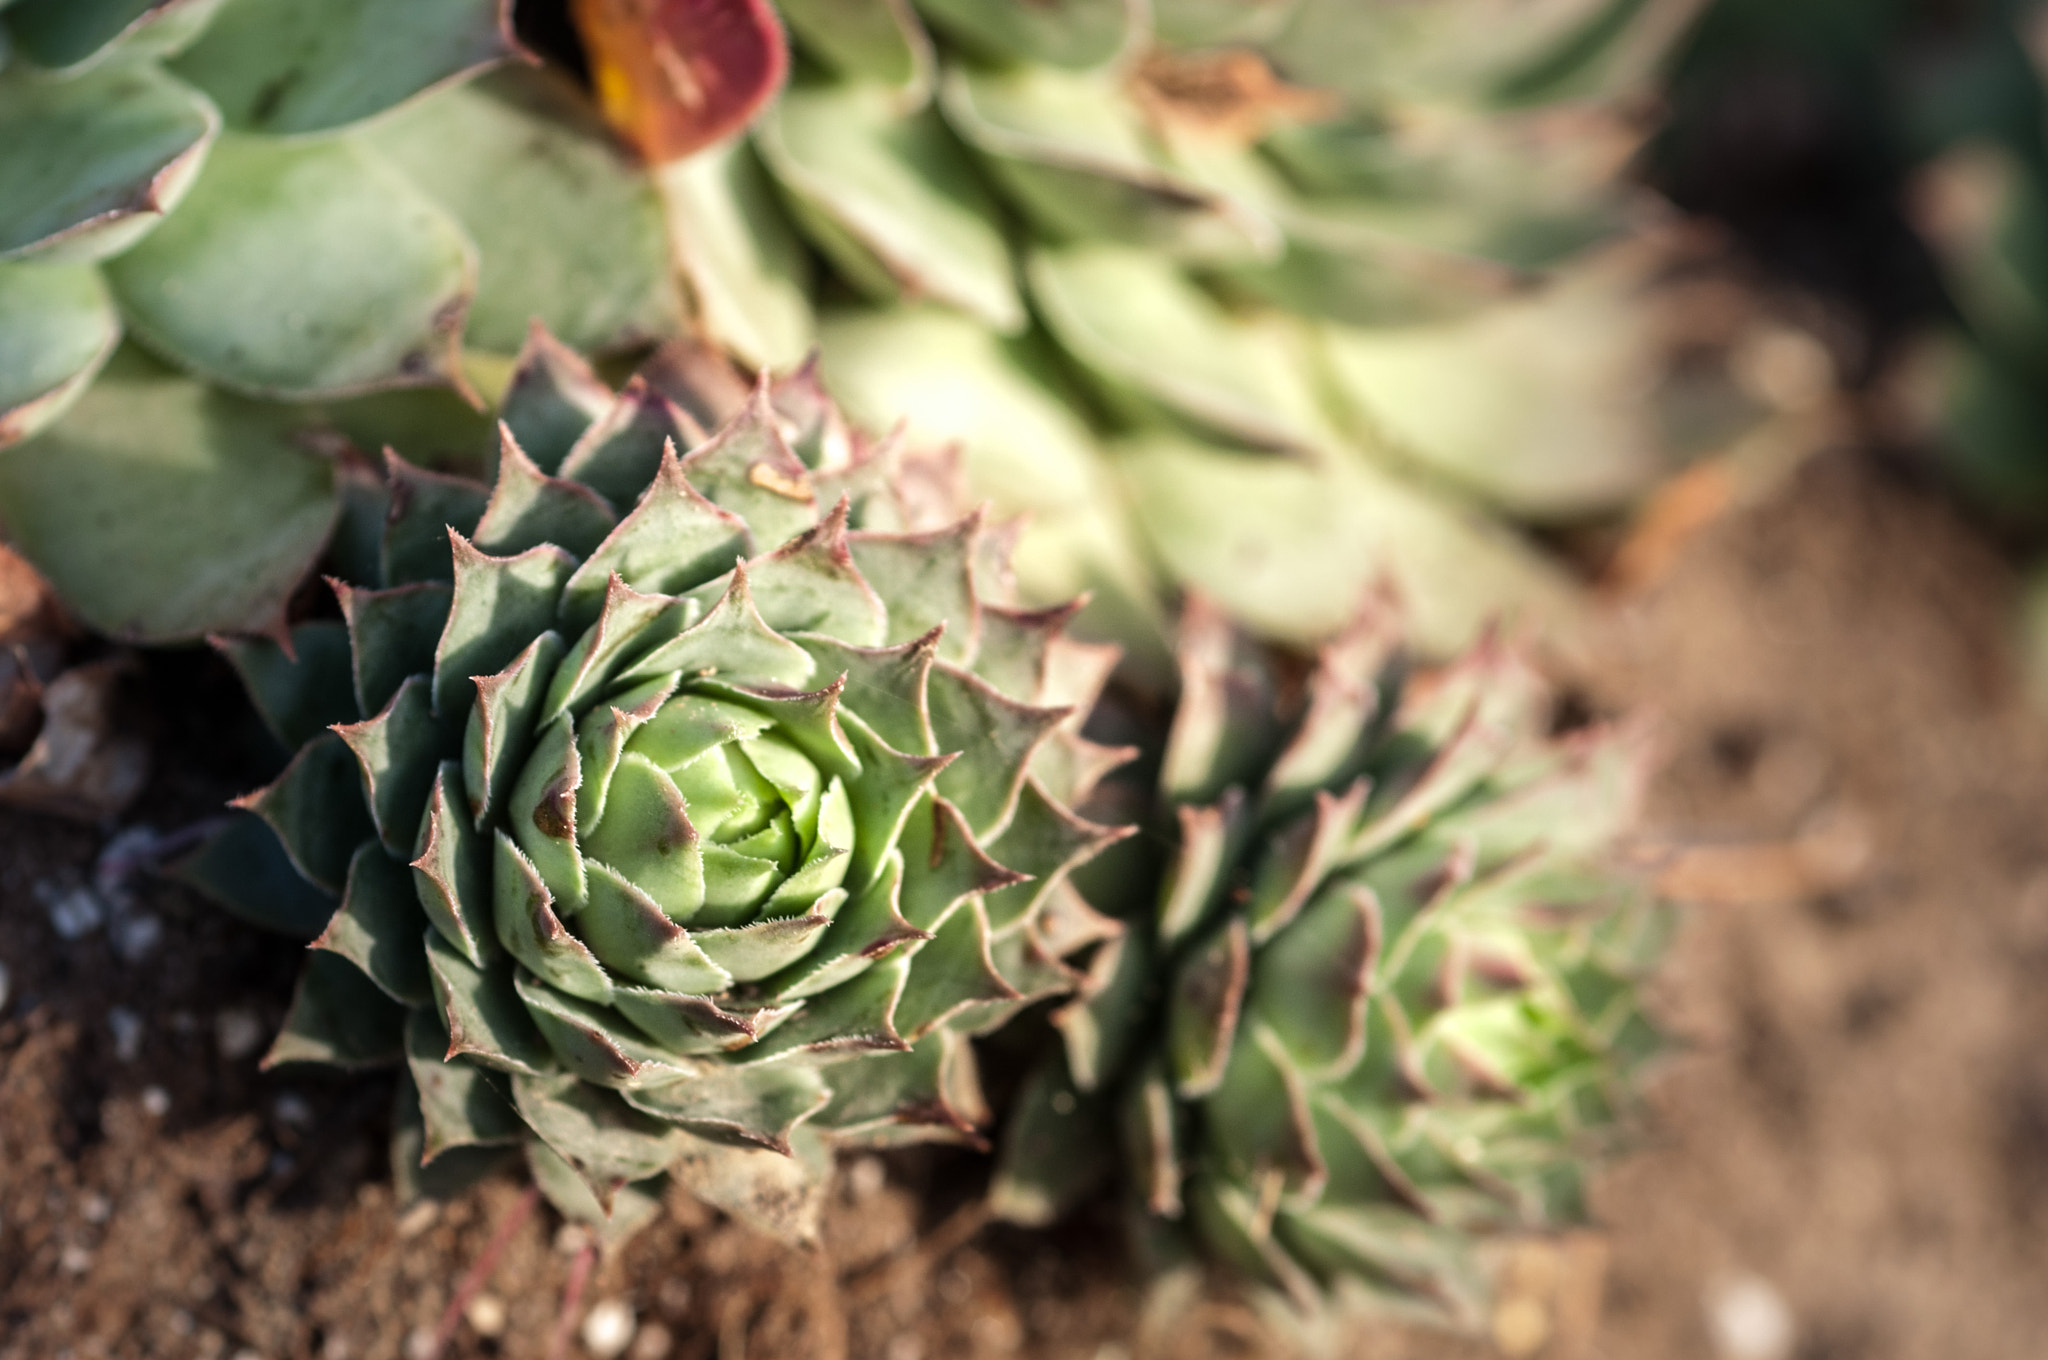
[2,0,1721,667]
[992,596,1669,1320]
[190,329,1131,1239]
[649,0,1714,654]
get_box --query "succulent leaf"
[365,64,684,356]
[0,260,121,446]
[0,59,218,263]
[166,0,522,138]
[0,349,337,643]
[103,134,477,399]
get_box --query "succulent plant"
[182,329,1133,1239]
[2,0,1726,668]
[0,0,697,642]
[990,595,1668,1320]
[580,0,1719,653]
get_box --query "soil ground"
[5,448,2045,1360]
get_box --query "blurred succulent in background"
[0,0,713,643]
[588,0,1745,656]
[991,596,1668,1323]
[181,330,1133,1239]
[2,0,1774,673]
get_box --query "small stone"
[229,1349,263,1360]
[628,1321,673,1360]
[80,1193,111,1225]
[109,912,163,963]
[846,1156,887,1202]
[140,1086,171,1118]
[41,882,104,939]
[167,1310,196,1337]
[59,1244,92,1275]
[215,1009,265,1061]
[108,1007,144,1062]
[395,1202,440,1238]
[581,1299,636,1360]
[273,1093,314,1127]
[466,1293,507,1338]
[884,1337,924,1360]
[554,1223,593,1256]
[267,1152,296,1178]
[1705,1273,1795,1360]
[401,1326,436,1360]
[320,1336,351,1360]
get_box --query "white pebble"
[1705,1272,1796,1360]
[885,1336,924,1360]
[401,1326,436,1360]
[59,1244,92,1275]
[553,1223,592,1256]
[273,1093,314,1127]
[846,1156,887,1201]
[229,1349,264,1360]
[465,1293,506,1337]
[108,1007,144,1062]
[140,1086,171,1118]
[319,1335,351,1360]
[43,884,105,940]
[580,1300,636,1360]
[109,912,163,963]
[215,1009,265,1061]
[81,1193,111,1224]
[395,1201,439,1238]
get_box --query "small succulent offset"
[993,597,1668,1319]
[188,329,1131,1240]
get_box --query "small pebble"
[466,1293,507,1338]
[395,1202,440,1238]
[80,1193,111,1224]
[215,1009,265,1061]
[846,1156,887,1201]
[401,1326,436,1360]
[141,1086,171,1118]
[229,1349,264,1360]
[628,1321,673,1360]
[554,1223,592,1256]
[1705,1272,1796,1360]
[274,1092,314,1127]
[59,1244,92,1275]
[43,883,105,940]
[109,912,163,963]
[885,1336,924,1360]
[581,1299,636,1360]
[319,1335,351,1360]
[167,1310,196,1337]
[267,1151,296,1179]
[108,1007,144,1062]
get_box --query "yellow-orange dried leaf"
[573,0,787,163]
